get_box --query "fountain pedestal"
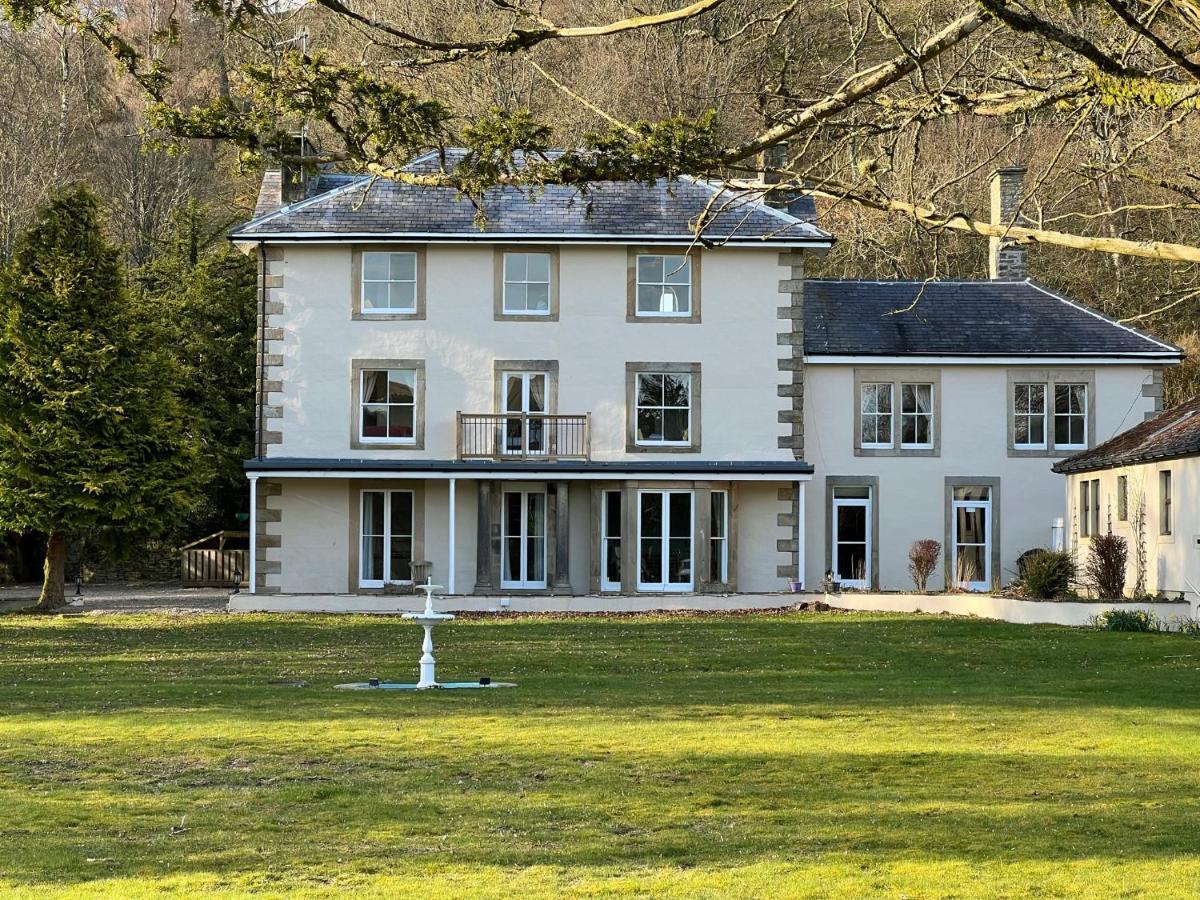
[401,581,453,689]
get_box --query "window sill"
[352,310,424,321]
[626,442,700,454]
[497,311,557,322]
[627,313,701,324]
[351,440,424,450]
[855,445,939,458]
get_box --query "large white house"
[229,155,1180,605]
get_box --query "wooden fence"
[181,531,249,588]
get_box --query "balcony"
[457,413,590,461]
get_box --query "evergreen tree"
[0,187,202,609]
[136,203,256,541]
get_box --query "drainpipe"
[448,478,457,595]
[796,481,806,590]
[248,474,258,595]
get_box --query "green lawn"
[1,611,1198,898]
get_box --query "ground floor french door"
[501,489,547,589]
[637,490,693,592]
[952,487,992,591]
[831,486,871,589]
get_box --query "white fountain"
[402,580,454,688]
[334,577,515,691]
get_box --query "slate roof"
[231,149,829,245]
[804,279,1182,359]
[1053,395,1200,474]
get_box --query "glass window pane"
[391,492,412,536]
[388,370,415,403]
[638,409,663,442]
[362,281,390,310]
[836,505,867,541]
[389,281,416,311]
[1030,384,1045,412]
[640,539,662,584]
[953,486,990,501]
[836,544,867,582]
[362,252,389,281]
[361,405,388,437]
[833,485,870,499]
[527,493,545,537]
[526,252,550,283]
[504,538,522,581]
[662,285,689,314]
[669,493,691,537]
[637,255,663,283]
[664,256,691,285]
[527,375,546,413]
[663,409,689,442]
[363,491,385,535]
[1029,416,1045,444]
[667,539,691,583]
[505,282,527,311]
[526,282,550,312]
[605,540,621,584]
[504,252,526,281]
[638,373,664,406]
[363,370,388,403]
[504,492,521,536]
[640,494,662,537]
[710,492,726,538]
[390,537,413,581]
[390,252,416,281]
[389,405,414,439]
[604,492,622,539]
[663,375,690,407]
[363,536,384,582]
[637,283,660,312]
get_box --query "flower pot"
[789,581,804,593]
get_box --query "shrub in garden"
[1095,609,1159,632]
[908,539,941,591]
[1020,550,1075,599]
[1016,548,1046,579]
[1083,533,1128,599]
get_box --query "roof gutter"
[226,232,834,248]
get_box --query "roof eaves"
[1025,279,1185,356]
[231,174,372,237]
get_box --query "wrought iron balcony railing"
[457,412,590,461]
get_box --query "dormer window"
[632,253,697,320]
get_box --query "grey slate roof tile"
[232,149,828,244]
[804,279,1181,358]
[1053,395,1200,473]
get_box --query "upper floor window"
[1116,475,1128,522]
[860,383,893,448]
[1009,370,1094,456]
[502,252,552,315]
[361,251,417,313]
[635,254,692,317]
[900,383,934,449]
[360,368,416,443]
[636,372,692,445]
[1013,383,1047,449]
[1054,383,1088,449]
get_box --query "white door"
[502,372,547,456]
[501,489,547,589]
[600,490,622,592]
[952,488,992,591]
[637,490,693,592]
[832,495,871,589]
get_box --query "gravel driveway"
[0,581,230,614]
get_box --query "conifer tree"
[0,187,201,609]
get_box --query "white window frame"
[501,251,552,316]
[1013,383,1048,450]
[899,382,934,450]
[634,254,692,318]
[831,486,872,590]
[1160,470,1173,536]
[358,489,414,588]
[1116,475,1128,522]
[635,372,692,447]
[637,489,694,592]
[359,368,418,444]
[710,490,729,584]
[860,382,894,449]
[600,489,622,593]
[360,250,418,314]
[1053,383,1088,451]
[501,489,548,590]
[951,487,992,592]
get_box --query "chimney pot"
[759,142,791,209]
[989,166,1027,280]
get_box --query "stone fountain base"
[334,681,517,691]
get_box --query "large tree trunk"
[37,531,67,611]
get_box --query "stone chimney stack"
[759,142,790,209]
[989,166,1027,280]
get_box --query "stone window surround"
[474,480,571,595]
[493,245,561,321]
[492,360,560,414]
[587,479,738,594]
[625,361,702,453]
[346,480,427,594]
[350,244,427,321]
[943,476,1001,591]
[626,247,702,324]
[852,367,942,458]
[1006,368,1096,458]
[349,358,427,451]
[824,475,880,591]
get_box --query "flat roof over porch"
[244,458,815,481]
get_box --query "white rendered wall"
[803,363,1160,591]
[267,244,791,461]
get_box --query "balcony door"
[831,486,871,589]
[501,489,547,589]
[502,371,547,456]
[638,490,693,592]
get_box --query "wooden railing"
[457,412,590,460]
